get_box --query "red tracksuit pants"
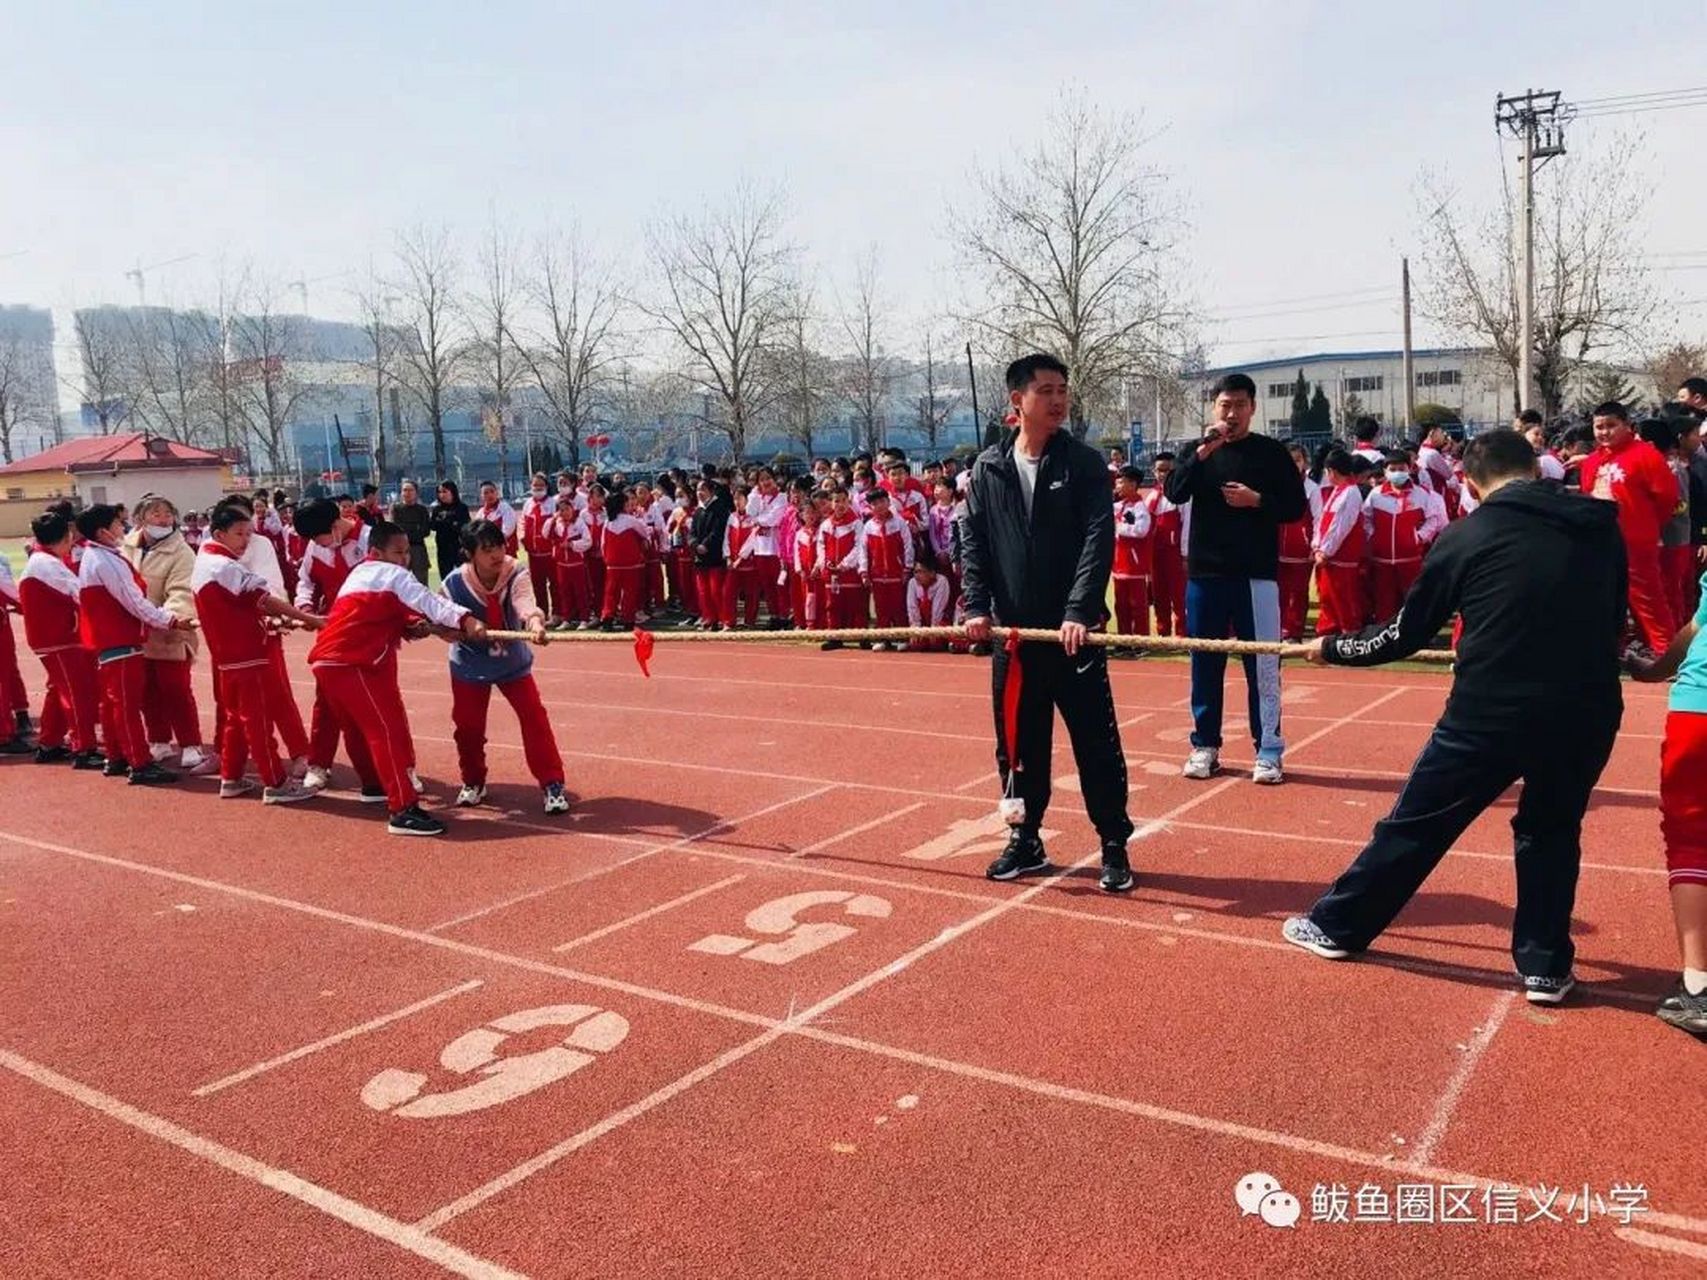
[312,657,414,812]
[793,574,828,630]
[37,648,99,752]
[1112,575,1151,636]
[747,554,788,621]
[1661,710,1707,888]
[218,666,285,788]
[1625,541,1677,652]
[1371,559,1422,624]
[307,685,382,780]
[0,614,25,713]
[450,674,564,789]
[1152,550,1186,636]
[142,656,203,748]
[527,554,557,621]
[97,651,151,769]
[644,551,665,610]
[725,564,761,626]
[696,567,730,626]
[1662,544,1695,636]
[673,549,699,616]
[826,577,868,630]
[1277,560,1313,641]
[602,564,645,625]
[870,577,906,629]
[1315,562,1367,635]
[555,563,592,623]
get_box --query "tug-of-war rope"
[475,625,1456,675]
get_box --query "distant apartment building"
[0,305,61,460]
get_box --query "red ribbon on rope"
[1000,627,1024,771]
[633,627,655,678]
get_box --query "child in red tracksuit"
[723,488,761,627]
[0,553,30,744]
[308,521,485,836]
[518,473,559,624]
[905,561,952,650]
[548,500,593,627]
[599,488,650,630]
[1277,442,1319,642]
[792,501,826,630]
[1363,451,1447,622]
[73,504,197,784]
[1111,466,1154,642]
[16,511,102,767]
[817,488,867,648]
[581,487,608,623]
[192,504,323,804]
[859,489,913,651]
[442,520,570,816]
[293,499,376,793]
[1581,404,1679,655]
[1314,451,1367,635]
[1147,453,1186,636]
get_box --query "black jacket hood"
[1480,478,1618,533]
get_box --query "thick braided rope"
[479,625,1456,664]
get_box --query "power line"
[1571,85,1707,108]
[1206,296,1401,325]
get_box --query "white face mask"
[558,483,572,494]
[531,488,546,499]
[1386,470,1410,486]
[144,522,176,540]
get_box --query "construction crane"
[287,270,349,313]
[124,254,196,306]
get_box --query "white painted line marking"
[552,876,746,953]
[1405,991,1515,1167]
[787,804,925,860]
[191,980,486,1099]
[1615,1227,1707,1261]
[0,1049,525,1280]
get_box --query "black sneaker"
[127,762,179,786]
[0,738,33,756]
[13,710,31,737]
[388,805,447,837]
[1098,841,1135,893]
[34,745,72,764]
[820,639,844,651]
[985,829,1049,881]
[1655,983,1707,1036]
[102,758,131,778]
[1522,973,1576,1005]
[72,750,106,771]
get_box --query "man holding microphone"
[1163,372,1307,784]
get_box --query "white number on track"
[688,890,892,965]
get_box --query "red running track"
[0,634,1703,1278]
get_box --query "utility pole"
[1495,89,1566,413]
[1401,257,1415,432]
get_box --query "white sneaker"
[181,748,218,776]
[301,766,330,792]
[408,768,425,793]
[263,781,316,805]
[456,783,487,807]
[218,778,257,799]
[286,755,308,780]
[1181,747,1219,780]
[150,742,175,763]
[542,782,570,814]
[1252,758,1284,786]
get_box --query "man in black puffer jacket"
[1283,428,1627,1007]
[961,353,1136,893]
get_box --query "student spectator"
[1110,465,1154,646]
[906,561,953,650]
[123,495,212,776]
[1314,450,1367,635]
[518,472,559,622]
[1364,448,1447,622]
[1276,441,1320,642]
[745,468,792,628]
[473,481,519,555]
[860,488,913,650]
[547,497,594,629]
[1351,417,1385,465]
[690,480,732,632]
[1581,400,1679,656]
[17,511,101,767]
[722,485,761,628]
[1147,452,1187,637]
[818,487,867,650]
[1638,418,1696,632]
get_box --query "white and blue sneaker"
[1252,757,1284,786]
[1282,916,1350,959]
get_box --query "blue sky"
[3,0,1703,367]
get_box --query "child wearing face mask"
[123,495,213,775]
[1362,449,1448,622]
[519,472,559,624]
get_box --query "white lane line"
[411,777,1240,1233]
[1615,1227,1707,1261]
[420,787,836,934]
[0,1049,526,1280]
[551,876,746,953]
[191,980,486,1098]
[1405,991,1516,1167]
[786,804,926,860]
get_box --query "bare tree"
[467,223,525,491]
[1417,134,1658,419]
[948,92,1189,437]
[124,307,216,446]
[837,247,893,453]
[515,229,626,472]
[1649,340,1706,403]
[355,283,403,482]
[776,277,830,460]
[0,308,57,463]
[70,308,135,435]
[391,226,467,479]
[228,283,310,479]
[914,331,961,454]
[640,186,793,464]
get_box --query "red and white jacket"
[19,550,81,654]
[474,498,520,554]
[1112,497,1154,579]
[1315,482,1366,568]
[906,573,951,626]
[191,542,273,672]
[818,515,863,584]
[0,555,15,612]
[602,513,649,570]
[744,489,789,557]
[1146,489,1183,559]
[549,509,592,568]
[1278,476,1321,565]
[792,525,821,577]
[723,511,757,566]
[295,525,370,611]
[581,508,608,560]
[859,514,914,581]
[519,494,557,557]
[77,540,175,651]
[892,487,929,534]
[307,559,467,669]
[1362,481,1446,565]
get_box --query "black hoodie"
[1324,479,1626,730]
[691,488,733,569]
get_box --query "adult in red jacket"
[1581,400,1678,653]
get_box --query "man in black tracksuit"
[1283,428,1627,1005]
[961,354,1136,892]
